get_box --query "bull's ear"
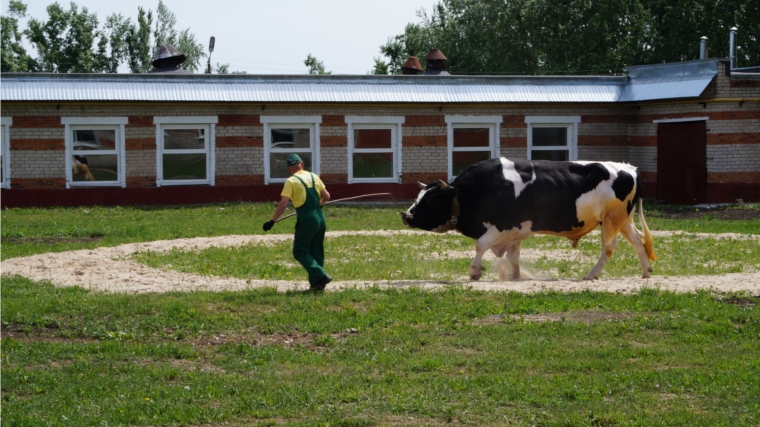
[417,181,427,189]
[437,179,448,190]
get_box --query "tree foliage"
[304,54,331,74]
[375,0,759,75]
[1,0,36,71]
[1,0,207,73]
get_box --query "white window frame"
[261,116,321,184]
[154,116,217,187]
[525,116,580,161]
[445,115,502,182]
[62,117,127,188]
[1,117,11,189]
[345,116,404,183]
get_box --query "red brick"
[11,116,64,128]
[708,111,760,120]
[401,172,447,184]
[581,115,632,123]
[628,136,657,146]
[500,137,526,147]
[320,136,347,147]
[501,115,526,128]
[127,116,153,127]
[126,176,157,188]
[217,114,261,126]
[216,175,264,186]
[730,79,760,88]
[10,139,64,150]
[707,133,760,145]
[216,136,263,148]
[321,115,346,127]
[404,136,446,147]
[707,172,760,184]
[125,138,156,150]
[405,116,446,127]
[640,171,657,182]
[319,173,348,184]
[10,178,66,189]
[578,135,627,146]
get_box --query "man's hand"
[262,220,275,232]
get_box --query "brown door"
[657,121,707,205]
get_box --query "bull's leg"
[506,241,522,280]
[584,220,620,280]
[469,226,505,280]
[619,222,652,278]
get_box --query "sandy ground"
[2,230,759,295]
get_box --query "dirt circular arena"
[2,230,759,294]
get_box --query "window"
[525,116,580,161]
[62,117,127,188]
[345,116,404,183]
[1,117,11,189]
[154,116,217,186]
[261,116,321,184]
[445,116,502,181]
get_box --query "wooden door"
[657,121,707,205]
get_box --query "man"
[263,154,332,291]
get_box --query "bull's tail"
[637,197,657,261]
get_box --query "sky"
[17,0,438,74]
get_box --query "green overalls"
[292,173,328,288]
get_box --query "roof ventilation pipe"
[729,27,738,69]
[148,44,192,74]
[699,36,708,59]
[423,49,451,76]
[401,56,423,75]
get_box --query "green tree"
[1,0,36,71]
[126,7,152,73]
[377,0,758,75]
[304,54,331,74]
[370,57,389,74]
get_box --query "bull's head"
[400,180,459,233]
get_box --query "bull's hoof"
[583,274,598,281]
[469,273,481,281]
[648,267,653,273]
[642,273,651,279]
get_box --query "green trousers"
[293,209,327,287]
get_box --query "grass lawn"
[2,202,759,426]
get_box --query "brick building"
[1,58,758,207]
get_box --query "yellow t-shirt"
[281,170,325,208]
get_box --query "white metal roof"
[0,60,719,104]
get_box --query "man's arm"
[271,196,291,221]
[320,188,330,207]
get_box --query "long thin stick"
[274,192,394,223]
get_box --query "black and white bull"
[401,158,657,280]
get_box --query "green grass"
[2,277,759,426]
[0,203,403,260]
[132,232,760,281]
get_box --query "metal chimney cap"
[424,49,447,61]
[151,44,187,68]
[401,56,423,71]
[730,26,738,31]
[701,36,708,40]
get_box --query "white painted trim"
[65,123,125,187]
[1,119,11,188]
[652,117,709,123]
[345,116,405,124]
[525,116,581,124]
[263,119,321,184]
[62,117,128,125]
[445,117,502,182]
[526,120,579,161]
[445,115,502,124]
[156,123,214,186]
[260,116,322,124]
[154,116,218,124]
[346,121,401,183]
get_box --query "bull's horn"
[437,179,448,190]
[417,181,427,189]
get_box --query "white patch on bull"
[500,157,535,198]
[574,162,638,224]
[406,187,432,215]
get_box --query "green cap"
[285,154,302,166]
